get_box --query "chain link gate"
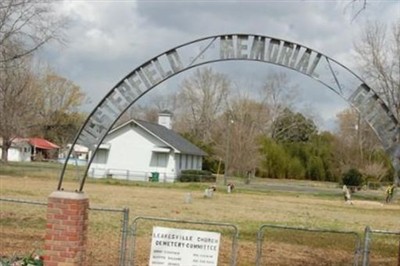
[127,216,239,266]
[362,226,400,266]
[0,198,130,266]
[256,224,362,266]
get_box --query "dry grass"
[1,174,399,265]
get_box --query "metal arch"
[58,33,399,192]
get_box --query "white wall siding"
[1,146,31,162]
[89,124,179,182]
[88,122,203,182]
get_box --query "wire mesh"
[127,216,239,266]
[362,227,400,266]
[256,224,362,266]
[0,198,129,266]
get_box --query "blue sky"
[41,0,400,130]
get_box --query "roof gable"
[29,138,60,150]
[0,137,59,149]
[109,120,207,156]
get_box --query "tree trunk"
[1,138,10,162]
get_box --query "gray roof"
[114,120,207,156]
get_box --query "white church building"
[88,111,207,182]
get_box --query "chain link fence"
[127,216,239,266]
[256,224,362,266]
[86,206,129,266]
[0,198,129,266]
[362,226,400,266]
[0,197,47,259]
[1,197,399,265]
[88,168,176,183]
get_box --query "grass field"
[0,162,399,265]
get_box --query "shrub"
[342,168,364,188]
[0,250,43,266]
[178,170,215,182]
[367,181,382,190]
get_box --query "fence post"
[362,226,371,266]
[255,226,264,266]
[231,229,239,266]
[119,208,130,266]
[130,222,138,266]
[44,191,89,266]
[398,238,400,266]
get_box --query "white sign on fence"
[149,226,221,266]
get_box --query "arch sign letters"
[58,34,399,191]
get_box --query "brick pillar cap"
[49,190,88,200]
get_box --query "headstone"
[184,192,193,203]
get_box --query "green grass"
[0,161,84,180]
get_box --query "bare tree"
[0,55,85,162]
[0,0,66,162]
[258,72,299,138]
[31,69,86,146]
[0,0,65,64]
[335,108,381,170]
[212,73,298,179]
[361,162,387,183]
[38,69,85,118]
[151,93,180,114]
[117,92,179,126]
[354,20,400,184]
[347,0,367,20]
[226,95,265,177]
[354,20,400,121]
[175,67,231,143]
[0,50,40,161]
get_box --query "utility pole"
[224,118,234,185]
[356,113,364,164]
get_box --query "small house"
[0,137,59,162]
[88,112,207,182]
[58,143,89,166]
[29,137,60,161]
[0,138,31,162]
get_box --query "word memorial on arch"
[58,33,400,192]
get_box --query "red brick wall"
[44,191,89,266]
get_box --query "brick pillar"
[44,191,89,266]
